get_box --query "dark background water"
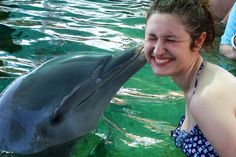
[0,0,235,157]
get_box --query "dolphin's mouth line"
[74,49,144,110]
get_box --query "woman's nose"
[153,40,165,56]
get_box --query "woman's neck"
[171,56,203,94]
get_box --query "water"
[0,0,236,157]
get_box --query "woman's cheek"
[144,44,152,63]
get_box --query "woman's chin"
[152,69,170,76]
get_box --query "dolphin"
[0,46,146,155]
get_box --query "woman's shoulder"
[204,62,236,82]
[203,62,236,89]
[191,62,236,111]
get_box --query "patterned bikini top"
[171,62,219,157]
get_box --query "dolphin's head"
[0,46,146,154]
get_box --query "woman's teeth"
[156,58,171,63]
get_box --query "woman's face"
[144,13,199,77]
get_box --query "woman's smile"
[151,55,174,66]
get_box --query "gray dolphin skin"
[0,46,146,155]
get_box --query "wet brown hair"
[146,0,215,50]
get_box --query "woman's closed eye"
[164,35,180,42]
[146,34,157,41]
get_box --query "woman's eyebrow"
[164,34,177,39]
[146,32,156,36]
[164,34,191,41]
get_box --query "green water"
[0,0,236,157]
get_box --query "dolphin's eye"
[96,78,101,83]
[50,112,63,125]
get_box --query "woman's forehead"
[146,13,189,37]
[147,13,184,27]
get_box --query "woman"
[144,0,236,156]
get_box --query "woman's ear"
[193,32,207,51]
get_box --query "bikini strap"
[192,61,206,95]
